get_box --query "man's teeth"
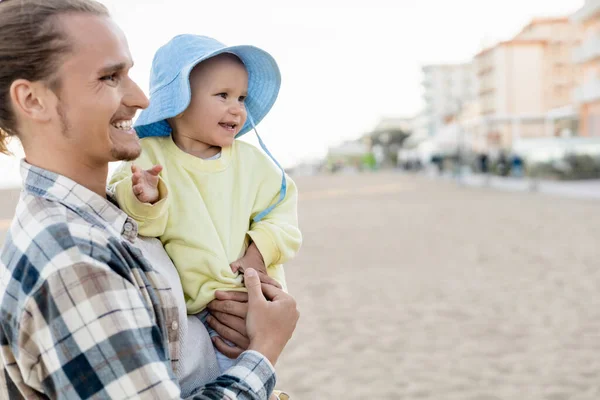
[112,120,133,130]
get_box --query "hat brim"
[134,45,281,139]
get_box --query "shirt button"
[124,222,133,232]
[171,321,179,331]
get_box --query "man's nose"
[124,78,150,110]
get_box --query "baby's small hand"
[231,242,281,289]
[131,164,163,204]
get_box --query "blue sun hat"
[134,34,286,222]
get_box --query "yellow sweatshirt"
[109,136,302,314]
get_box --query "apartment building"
[421,63,477,137]
[474,17,582,149]
[572,0,600,136]
[516,18,582,112]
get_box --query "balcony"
[572,0,600,23]
[477,66,494,77]
[574,78,600,103]
[573,34,600,64]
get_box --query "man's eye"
[100,74,118,82]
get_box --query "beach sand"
[276,172,600,400]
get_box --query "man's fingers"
[260,282,286,301]
[244,269,265,306]
[214,290,248,302]
[238,268,281,289]
[209,311,248,339]
[207,299,248,318]
[207,315,249,349]
[255,272,282,289]
[212,337,244,359]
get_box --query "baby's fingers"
[146,165,163,176]
[131,164,140,174]
[132,172,142,186]
[131,165,142,184]
[133,184,145,196]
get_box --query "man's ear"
[9,79,55,124]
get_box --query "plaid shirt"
[0,161,275,399]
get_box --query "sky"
[105,0,583,167]
[0,0,585,187]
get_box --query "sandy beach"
[276,172,600,400]
[1,172,599,399]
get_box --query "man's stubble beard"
[110,140,141,162]
[57,99,141,162]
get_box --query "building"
[572,0,600,136]
[473,17,582,151]
[409,111,430,141]
[421,63,477,137]
[515,18,582,112]
[372,116,413,135]
[475,37,547,148]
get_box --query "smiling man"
[0,1,298,399]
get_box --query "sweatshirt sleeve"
[247,175,302,268]
[108,158,170,238]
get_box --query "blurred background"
[2,1,600,399]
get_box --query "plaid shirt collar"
[20,159,138,240]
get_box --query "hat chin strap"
[247,112,288,223]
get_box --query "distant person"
[511,154,524,178]
[432,154,443,174]
[498,151,509,176]
[478,153,490,185]
[479,153,489,175]
[109,35,303,377]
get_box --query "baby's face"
[174,54,248,148]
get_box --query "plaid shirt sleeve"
[1,259,275,399]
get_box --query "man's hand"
[206,291,250,359]
[230,242,282,289]
[131,164,163,204]
[244,268,299,366]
